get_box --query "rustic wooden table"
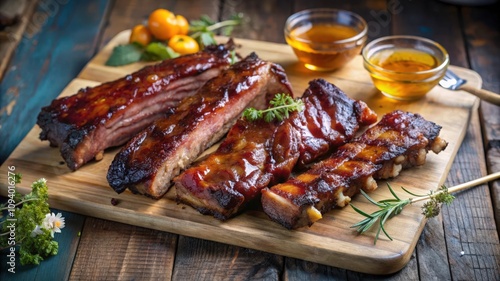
[1,0,499,280]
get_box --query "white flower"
[31,225,44,237]
[42,212,65,237]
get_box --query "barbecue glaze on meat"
[261,110,448,229]
[174,79,378,220]
[37,43,234,171]
[107,53,293,199]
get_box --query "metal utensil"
[439,69,500,105]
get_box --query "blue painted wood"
[0,0,110,280]
[0,0,111,165]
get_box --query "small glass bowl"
[362,35,450,101]
[284,8,367,71]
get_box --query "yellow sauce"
[286,24,363,71]
[367,48,444,100]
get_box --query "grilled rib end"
[175,183,242,220]
[261,188,323,229]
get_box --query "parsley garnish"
[1,175,65,265]
[243,93,304,122]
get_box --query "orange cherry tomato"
[176,15,190,35]
[148,9,179,40]
[168,35,200,55]
[129,24,152,46]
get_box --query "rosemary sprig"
[350,185,412,244]
[243,93,304,122]
[350,171,500,244]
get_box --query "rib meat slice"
[37,43,234,171]
[107,53,293,199]
[261,110,448,229]
[174,79,378,220]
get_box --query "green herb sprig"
[350,172,500,244]
[1,175,65,265]
[350,184,453,244]
[189,13,243,49]
[243,93,304,122]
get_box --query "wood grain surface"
[0,0,37,81]
[0,30,482,274]
[0,0,498,280]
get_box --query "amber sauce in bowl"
[285,9,367,71]
[363,36,449,101]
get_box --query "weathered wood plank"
[0,1,109,281]
[487,144,500,230]
[284,259,347,280]
[172,236,283,281]
[0,0,38,82]
[451,2,500,281]
[0,0,111,165]
[416,216,452,280]
[0,0,26,27]
[461,2,500,233]
[69,218,177,280]
[294,0,391,42]
[441,111,500,281]
[392,0,468,68]
[222,0,291,44]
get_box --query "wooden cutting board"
[0,30,482,274]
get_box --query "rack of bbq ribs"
[36,43,448,229]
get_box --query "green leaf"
[198,32,217,48]
[190,13,243,48]
[386,183,401,201]
[105,43,143,66]
[400,186,424,197]
[359,189,384,207]
[200,14,216,26]
[230,50,239,65]
[349,203,374,219]
[143,42,179,61]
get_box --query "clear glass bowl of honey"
[284,8,368,71]
[362,35,450,101]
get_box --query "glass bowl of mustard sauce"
[362,35,450,101]
[285,8,368,71]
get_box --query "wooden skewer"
[412,171,500,203]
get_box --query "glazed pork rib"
[174,79,378,220]
[261,110,448,229]
[107,53,293,199]
[37,43,234,171]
